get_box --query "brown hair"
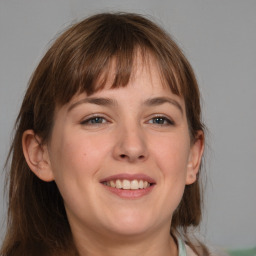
[1,12,208,255]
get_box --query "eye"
[148,116,174,126]
[80,116,108,125]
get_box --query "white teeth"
[130,180,139,190]
[138,180,144,189]
[116,179,122,189]
[110,180,115,188]
[144,181,150,188]
[123,179,131,189]
[103,179,151,190]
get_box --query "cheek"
[49,130,112,189]
[151,133,191,177]
[148,134,191,219]
[48,131,111,215]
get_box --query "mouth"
[102,179,152,190]
[100,174,156,199]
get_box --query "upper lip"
[100,173,156,184]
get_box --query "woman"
[1,13,208,256]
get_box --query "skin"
[23,54,204,256]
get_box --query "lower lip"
[102,184,155,199]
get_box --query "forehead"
[65,53,185,112]
[90,50,174,94]
[54,47,183,112]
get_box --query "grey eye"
[149,117,174,125]
[81,117,107,125]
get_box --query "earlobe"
[22,130,54,182]
[186,131,204,185]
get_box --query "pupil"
[154,118,164,124]
[92,117,102,123]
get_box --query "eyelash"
[147,116,175,126]
[80,115,175,126]
[80,115,109,125]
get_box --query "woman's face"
[43,55,203,240]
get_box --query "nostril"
[118,154,146,161]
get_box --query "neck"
[72,226,178,256]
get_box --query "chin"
[103,212,158,237]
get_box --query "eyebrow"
[68,97,117,112]
[68,96,183,114]
[144,97,183,114]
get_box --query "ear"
[186,131,204,185]
[22,129,54,182]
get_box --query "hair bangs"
[50,13,184,107]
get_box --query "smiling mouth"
[102,179,153,190]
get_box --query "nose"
[113,124,148,163]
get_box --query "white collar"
[177,237,187,256]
